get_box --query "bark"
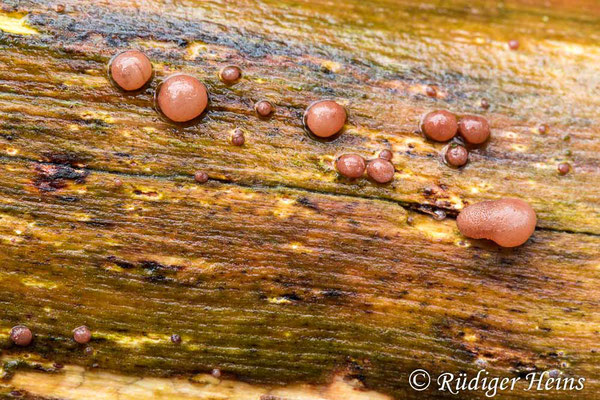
[0,0,598,399]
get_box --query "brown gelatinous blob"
[457,198,537,247]
[157,74,208,122]
[421,110,458,142]
[425,86,437,97]
[110,50,153,91]
[367,158,395,183]
[10,325,32,346]
[557,162,571,175]
[171,334,182,344]
[304,100,347,138]
[255,100,274,117]
[73,326,91,344]
[194,171,209,183]
[379,149,393,161]
[538,124,548,134]
[480,99,490,110]
[508,39,520,50]
[458,115,490,144]
[336,154,365,179]
[220,66,242,84]
[231,129,245,146]
[445,144,468,167]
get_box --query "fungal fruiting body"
[457,198,537,247]
[304,100,347,138]
[110,50,153,91]
[445,144,468,167]
[421,110,458,142]
[220,66,242,84]
[10,325,32,346]
[255,100,274,117]
[336,154,365,179]
[366,158,394,183]
[157,74,208,122]
[458,115,490,144]
[73,326,91,344]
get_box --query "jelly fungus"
[157,74,208,122]
[73,326,91,344]
[110,50,153,91]
[457,198,536,247]
[480,99,490,110]
[171,334,182,344]
[231,129,245,146]
[55,4,65,12]
[421,110,458,142]
[304,100,347,138]
[336,154,365,179]
[425,86,437,97]
[557,162,571,175]
[255,100,274,117]
[194,171,209,183]
[508,39,520,50]
[538,124,548,134]
[220,65,242,84]
[445,144,468,167]
[10,325,32,346]
[379,149,393,161]
[367,158,395,184]
[458,115,490,144]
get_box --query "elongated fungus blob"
[458,115,490,144]
[421,110,457,142]
[336,154,365,179]
[457,198,536,247]
[157,74,208,122]
[110,50,153,91]
[304,100,347,138]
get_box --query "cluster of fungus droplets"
[421,110,490,168]
[335,150,395,184]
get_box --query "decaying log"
[0,0,598,399]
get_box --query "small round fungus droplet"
[255,100,274,117]
[336,154,365,179]
[421,110,458,142]
[211,368,222,378]
[457,198,536,247]
[508,39,520,50]
[171,334,182,344]
[557,162,571,175]
[220,65,242,84]
[194,171,209,183]
[231,129,245,146]
[157,74,208,123]
[379,149,393,161]
[304,100,347,138]
[538,124,548,134]
[10,325,32,346]
[445,144,468,167]
[458,115,490,144]
[73,326,91,344]
[367,158,395,184]
[480,99,490,110]
[109,50,153,91]
[425,86,437,97]
[55,4,65,13]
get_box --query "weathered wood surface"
[0,0,598,399]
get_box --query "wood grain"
[0,0,598,398]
